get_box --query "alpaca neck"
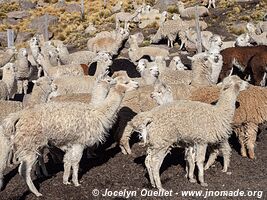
[96,86,125,120]
[58,47,70,64]
[40,57,53,73]
[2,72,15,93]
[90,85,109,106]
[30,45,40,60]
[191,62,213,86]
[129,41,139,50]
[178,5,185,13]
[30,87,51,105]
[132,11,139,19]
[216,86,239,119]
[95,61,108,77]
[140,69,157,85]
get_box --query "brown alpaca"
[248,51,267,86]
[219,45,267,82]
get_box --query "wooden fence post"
[81,0,85,20]
[195,6,202,53]
[44,13,49,41]
[7,29,14,47]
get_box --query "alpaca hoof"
[248,154,256,160]
[241,151,247,158]
[158,188,166,192]
[189,178,197,183]
[63,181,71,185]
[201,182,208,187]
[120,145,131,155]
[34,192,43,197]
[204,165,210,170]
[74,182,81,187]
[226,172,232,175]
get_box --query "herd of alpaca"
[0,0,267,197]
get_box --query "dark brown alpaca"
[248,51,267,86]
[219,45,267,82]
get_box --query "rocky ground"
[0,127,266,200]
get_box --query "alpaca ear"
[110,78,117,86]
[203,56,209,62]
[234,83,240,92]
[112,71,127,78]
[33,80,40,86]
[164,84,172,92]
[187,56,193,61]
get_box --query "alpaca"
[140,75,248,190]
[247,51,267,86]
[0,74,138,196]
[219,45,267,82]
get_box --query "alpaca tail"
[0,112,21,189]
[138,117,152,146]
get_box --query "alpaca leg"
[145,148,155,188]
[208,0,211,8]
[23,80,28,94]
[204,147,219,170]
[124,21,128,30]
[118,120,133,155]
[17,80,23,94]
[196,144,208,187]
[35,162,42,178]
[150,147,169,190]
[212,0,216,8]
[38,155,49,177]
[220,140,231,173]
[246,123,258,159]
[70,144,84,186]
[20,153,42,197]
[7,150,14,167]
[116,19,120,30]
[184,146,196,183]
[235,127,247,157]
[63,149,72,185]
[37,65,42,78]
[179,41,184,50]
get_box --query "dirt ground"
[0,125,266,200]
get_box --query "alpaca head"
[29,36,39,46]
[18,48,28,58]
[90,71,115,105]
[172,56,187,70]
[209,35,223,48]
[137,59,148,73]
[2,63,15,77]
[246,22,257,33]
[149,64,159,78]
[151,81,173,105]
[32,76,57,96]
[172,14,181,20]
[221,75,249,93]
[112,71,139,92]
[235,33,251,47]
